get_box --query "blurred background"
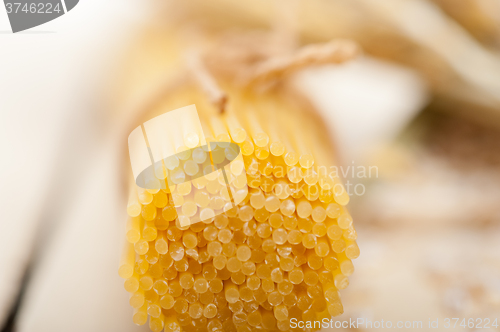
[1,0,499,331]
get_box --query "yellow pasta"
[120,83,359,332]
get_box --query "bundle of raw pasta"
[119,82,359,332]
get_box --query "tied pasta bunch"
[119,27,361,332]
